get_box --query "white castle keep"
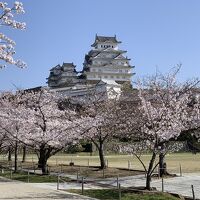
[46,35,135,98]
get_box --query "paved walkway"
[98,173,200,199]
[0,177,97,200]
[152,173,200,199]
[1,173,200,199]
[50,173,200,199]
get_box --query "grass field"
[68,189,180,200]
[0,169,70,183]
[1,152,200,174]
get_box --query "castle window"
[104,75,108,78]
[111,75,114,79]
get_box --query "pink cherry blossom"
[0,89,90,174]
[0,1,26,68]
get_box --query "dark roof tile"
[91,35,121,46]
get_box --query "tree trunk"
[146,151,157,190]
[146,173,152,190]
[159,144,167,177]
[98,142,106,169]
[38,148,48,174]
[159,152,166,177]
[8,147,12,161]
[14,141,18,172]
[22,146,26,163]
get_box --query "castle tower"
[47,62,79,88]
[82,35,134,84]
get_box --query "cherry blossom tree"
[0,91,29,171]
[0,1,26,68]
[77,92,122,169]
[121,68,192,190]
[19,89,90,174]
[0,127,9,153]
[0,89,90,174]
[185,89,200,142]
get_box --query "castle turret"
[82,35,134,84]
[47,62,79,88]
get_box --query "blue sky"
[1,0,200,90]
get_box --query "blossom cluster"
[0,89,91,154]
[0,1,26,68]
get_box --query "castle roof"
[50,63,76,72]
[88,49,126,56]
[50,64,61,71]
[91,35,121,47]
[62,62,75,67]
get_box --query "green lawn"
[1,152,200,174]
[0,170,69,183]
[68,189,180,200]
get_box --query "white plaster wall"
[87,73,131,81]
[96,43,118,50]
